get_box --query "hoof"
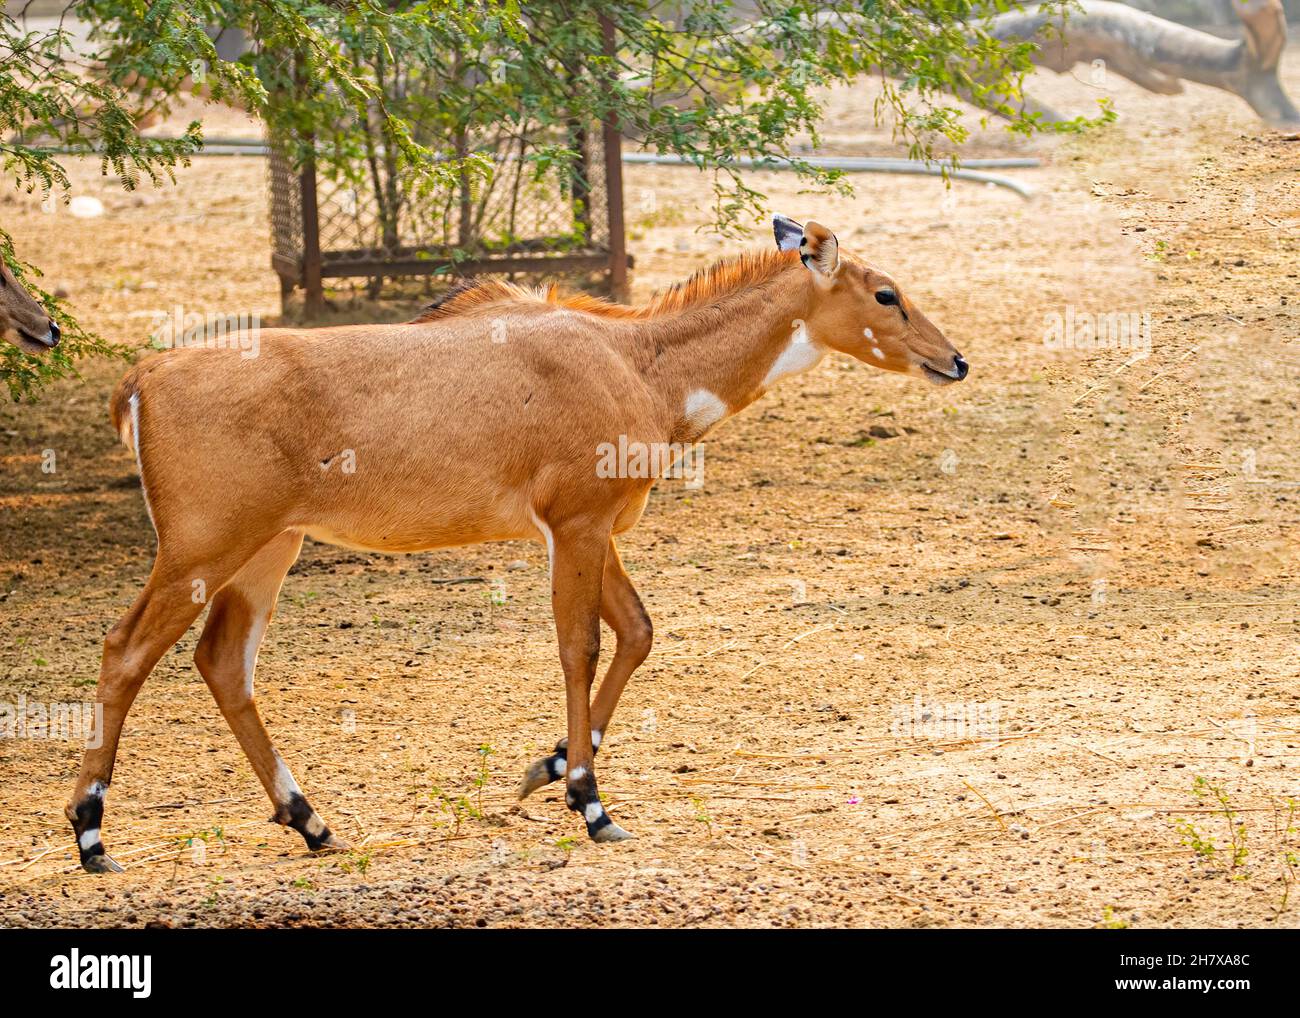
[280,792,346,853]
[517,759,553,800]
[512,754,564,800]
[81,852,124,874]
[313,832,351,853]
[590,821,634,843]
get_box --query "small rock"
[68,195,105,218]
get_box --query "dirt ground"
[2,48,1299,929]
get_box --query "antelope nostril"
[953,354,968,380]
[47,320,60,346]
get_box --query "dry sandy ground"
[1,47,1299,928]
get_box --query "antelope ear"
[773,214,804,252]
[800,221,839,277]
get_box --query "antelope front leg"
[546,524,632,842]
[519,537,651,801]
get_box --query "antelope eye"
[875,288,896,306]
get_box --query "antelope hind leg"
[67,544,258,873]
[193,530,348,855]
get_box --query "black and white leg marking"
[516,730,603,801]
[269,755,344,852]
[69,781,123,873]
[564,766,631,843]
[275,793,336,851]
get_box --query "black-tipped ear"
[773,214,804,252]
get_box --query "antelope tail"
[109,366,145,450]
[109,362,159,533]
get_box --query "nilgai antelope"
[68,216,966,871]
[1,258,60,353]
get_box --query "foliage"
[584,0,1106,232]
[0,1,203,400]
[1,1,513,400]
[2,1,1106,400]
[0,235,119,401]
[1175,776,1249,878]
[252,1,1109,249]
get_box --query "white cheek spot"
[763,321,826,387]
[88,781,108,798]
[681,389,728,436]
[584,802,605,823]
[78,828,101,850]
[554,756,567,776]
[591,729,602,749]
[567,765,587,781]
[871,347,885,361]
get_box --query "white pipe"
[43,137,1039,196]
[621,151,1038,198]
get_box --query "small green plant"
[201,876,225,909]
[474,743,495,814]
[430,785,479,836]
[405,757,432,822]
[335,848,372,875]
[291,876,314,890]
[690,795,714,837]
[170,826,226,883]
[1175,776,1248,878]
[1098,905,1128,929]
[1272,797,1298,919]
[423,745,497,835]
[554,835,578,866]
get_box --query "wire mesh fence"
[267,108,626,314]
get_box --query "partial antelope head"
[774,214,967,385]
[1,259,60,354]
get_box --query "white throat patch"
[681,389,729,439]
[763,320,826,387]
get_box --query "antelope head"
[774,214,967,385]
[1,259,60,354]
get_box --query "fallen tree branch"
[990,0,1300,128]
